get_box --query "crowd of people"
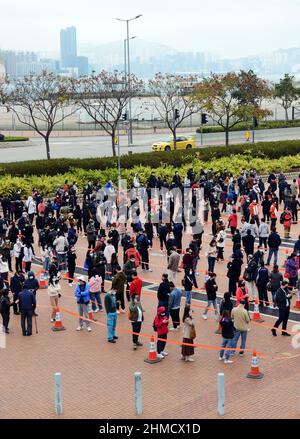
[0,168,299,363]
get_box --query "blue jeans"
[57,253,67,271]
[107,312,117,341]
[266,248,278,266]
[90,292,102,311]
[208,256,216,273]
[220,338,234,360]
[185,291,192,305]
[203,299,218,316]
[231,330,248,356]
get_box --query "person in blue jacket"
[74,276,91,332]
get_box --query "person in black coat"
[220,292,234,316]
[67,247,77,286]
[255,262,270,307]
[272,281,292,337]
[0,289,14,333]
[9,270,25,315]
[227,257,243,297]
[157,274,170,313]
[17,288,36,336]
[203,273,218,320]
[244,229,255,257]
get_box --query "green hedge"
[2,140,300,177]
[0,136,29,142]
[197,120,300,134]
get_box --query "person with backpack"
[255,262,270,307]
[282,207,292,239]
[285,252,298,290]
[227,256,243,297]
[272,280,292,337]
[181,305,196,362]
[219,310,235,364]
[128,294,144,350]
[243,255,258,300]
[153,306,169,359]
[0,289,14,333]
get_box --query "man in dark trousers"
[18,287,36,336]
[272,280,292,337]
[157,273,171,314]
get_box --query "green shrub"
[2,140,300,177]
[196,119,300,134]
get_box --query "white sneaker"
[117,310,120,315]
[169,327,178,331]
[185,357,195,362]
[94,308,99,313]
[219,356,225,361]
[214,315,219,321]
[69,282,74,287]
[120,310,126,314]
[157,353,164,359]
[202,315,208,320]
[87,327,92,332]
[224,359,233,364]
[147,269,153,272]
[76,326,83,331]
[161,351,168,357]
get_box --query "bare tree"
[2,71,77,159]
[75,70,144,157]
[148,73,202,149]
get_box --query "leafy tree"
[75,70,144,157]
[148,73,202,150]
[195,70,272,146]
[1,71,77,159]
[274,74,300,121]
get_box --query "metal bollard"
[55,372,63,415]
[134,372,142,416]
[217,373,225,416]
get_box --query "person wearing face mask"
[153,306,169,359]
[236,279,250,311]
[128,294,144,350]
[48,274,62,322]
[74,276,91,332]
[104,289,118,343]
[13,237,24,272]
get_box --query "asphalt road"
[1,126,300,162]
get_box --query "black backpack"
[280,212,285,224]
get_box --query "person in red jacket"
[125,245,141,267]
[235,280,250,311]
[153,306,169,359]
[129,272,143,298]
[228,209,238,236]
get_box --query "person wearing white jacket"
[23,243,34,272]
[258,219,270,250]
[48,275,62,322]
[104,240,116,279]
[13,238,24,272]
[0,254,9,282]
[26,196,37,224]
[216,228,227,261]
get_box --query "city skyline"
[0,0,300,59]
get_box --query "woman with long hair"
[181,305,196,362]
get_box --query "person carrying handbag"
[181,305,196,362]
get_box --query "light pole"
[115,15,142,145]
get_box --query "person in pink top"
[228,209,238,236]
[88,271,103,312]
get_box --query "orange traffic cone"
[144,335,162,364]
[51,307,66,332]
[252,298,264,323]
[293,290,300,310]
[246,349,264,379]
[39,271,48,289]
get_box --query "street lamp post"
[115,15,142,145]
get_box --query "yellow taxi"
[152,135,196,152]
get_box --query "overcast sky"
[1,0,299,58]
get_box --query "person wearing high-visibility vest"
[269,201,278,230]
[246,130,251,142]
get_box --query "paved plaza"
[1,214,300,419]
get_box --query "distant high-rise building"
[76,56,89,76]
[60,26,77,68]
